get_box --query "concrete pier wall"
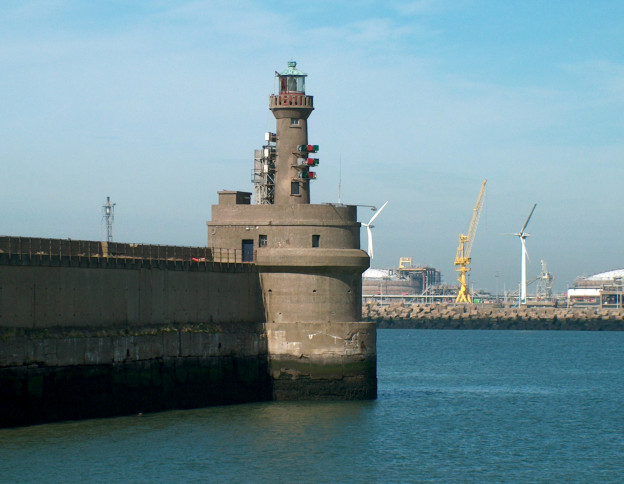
[0,324,270,427]
[0,237,376,427]
[0,261,264,328]
[0,246,270,427]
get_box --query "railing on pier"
[363,294,457,306]
[0,236,251,266]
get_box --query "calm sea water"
[1,330,624,483]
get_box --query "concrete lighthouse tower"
[207,61,376,400]
[270,61,315,204]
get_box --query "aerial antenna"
[102,196,116,243]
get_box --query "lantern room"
[278,61,306,94]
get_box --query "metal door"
[242,239,254,262]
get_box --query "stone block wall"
[366,302,624,330]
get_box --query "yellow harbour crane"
[454,179,487,303]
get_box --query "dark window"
[291,181,300,195]
[290,118,300,126]
[242,239,254,262]
[259,234,267,247]
[312,235,320,248]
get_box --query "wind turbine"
[515,203,537,305]
[362,201,388,260]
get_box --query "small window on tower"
[291,181,300,195]
[312,235,320,248]
[259,235,267,247]
[290,118,300,126]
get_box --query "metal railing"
[0,236,251,265]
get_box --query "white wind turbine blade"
[363,201,387,260]
[367,201,388,226]
[524,239,531,264]
[519,203,537,236]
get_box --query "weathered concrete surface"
[266,321,376,400]
[208,196,375,401]
[0,323,270,428]
[365,302,624,330]
[0,255,271,427]
[258,270,364,325]
[208,203,361,251]
[270,89,314,205]
[256,247,373,399]
[0,263,264,328]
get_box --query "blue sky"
[2,0,623,294]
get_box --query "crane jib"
[454,179,487,304]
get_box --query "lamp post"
[495,273,500,303]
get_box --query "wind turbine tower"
[515,203,537,305]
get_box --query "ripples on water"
[1,330,623,483]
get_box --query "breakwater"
[0,237,270,427]
[0,236,375,427]
[365,302,624,330]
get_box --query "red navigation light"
[297,144,319,153]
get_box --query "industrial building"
[568,269,624,308]
[362,258,442,301]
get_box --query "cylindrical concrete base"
[266,321,377,400]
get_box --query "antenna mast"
[102,196,116,243]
